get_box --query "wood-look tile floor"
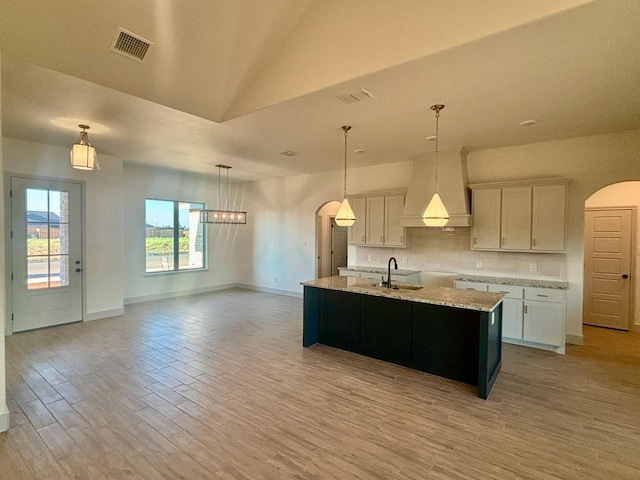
[2,288,640,479]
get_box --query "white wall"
[244,163,414,294]
[586,181,640,328]
[0,53,9,432]
[3,137,125,321]
[245,129,640,344]
[122,164,251,303]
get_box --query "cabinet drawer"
[488,284,523,299]
[454,281,488,292]
[524,287,566,303]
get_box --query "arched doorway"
[584,181,640,331]
[315,201,348,279]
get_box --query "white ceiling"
[1,0,639,181]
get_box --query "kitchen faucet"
[387,257,398,289]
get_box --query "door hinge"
[10,231,13,239]
[11,313,14,322]
[9,189,12,197]
[11,272,14,280]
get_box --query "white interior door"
[10,177,83,332]
[583,208,633,330]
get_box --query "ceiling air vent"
[337,88,375,104]
[111,29,152,62]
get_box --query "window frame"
[144,197,207,274]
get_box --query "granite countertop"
[338,266,421,276]
[301,276,503,312]
[454,274,568,290]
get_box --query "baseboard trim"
[566,333,584,346]
[85,308,125,321]
[236,284,303,299]
[0,406,10,433]
[124,283,238,305]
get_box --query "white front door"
[10,177,83,332]
[583,208,633,331]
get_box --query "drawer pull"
[524,305,528,314]
[499,291,509,294]
[536,294,549,298]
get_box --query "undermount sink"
[371,283,424,291]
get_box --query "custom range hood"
[399,148,472,227]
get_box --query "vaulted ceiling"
[1,0,639,180]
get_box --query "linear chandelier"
[199,165,247,224]
[70,124,100,170]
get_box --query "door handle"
[622,274,629,279]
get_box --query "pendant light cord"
[342,126,351,199]
[432,105,443,194]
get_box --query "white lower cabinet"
[454,280,566,354]
[523,287,566,348]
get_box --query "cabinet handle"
[381,235,384,243]
[501,238,505,246]
[524,305,528,314]
[536,294,549,298]
[400,235,403,243]
[473,237,477,245]
[532,238,537,246]
[362,235,365,242]
[499,291,509,294]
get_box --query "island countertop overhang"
[301,276,504,313]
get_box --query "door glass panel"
[28,255,49,289]
[49,190,69,223]
[26,188,71,290]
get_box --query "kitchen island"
[301,276,504,399]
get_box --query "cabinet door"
[523,300,565,346]
[348,197,367,245]
[532,184,566,251]
[500,298,524,339]
[501,187,532,250]
[362,295,413,364]
[472,189,501,249]
[384,194,405,246]
[319,290,362,351]
[366,196,385,246]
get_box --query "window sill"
[144,268,209,277]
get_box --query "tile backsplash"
[353,227,566,281]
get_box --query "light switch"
[476,260,483,269]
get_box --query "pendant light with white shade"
[70,124,99,170]
[335,125,356,227]
[423,104,449,227]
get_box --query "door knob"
[75,268,82,273]
[622,274,629,279]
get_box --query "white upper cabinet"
[532,184,567,251]
[348,191,406,247]
[348,197,367,245]
[501,187,532,250]
[366,196,385,246]
[470,178,571,253]
[471,188,501,249]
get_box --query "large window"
[145,199,205,273]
